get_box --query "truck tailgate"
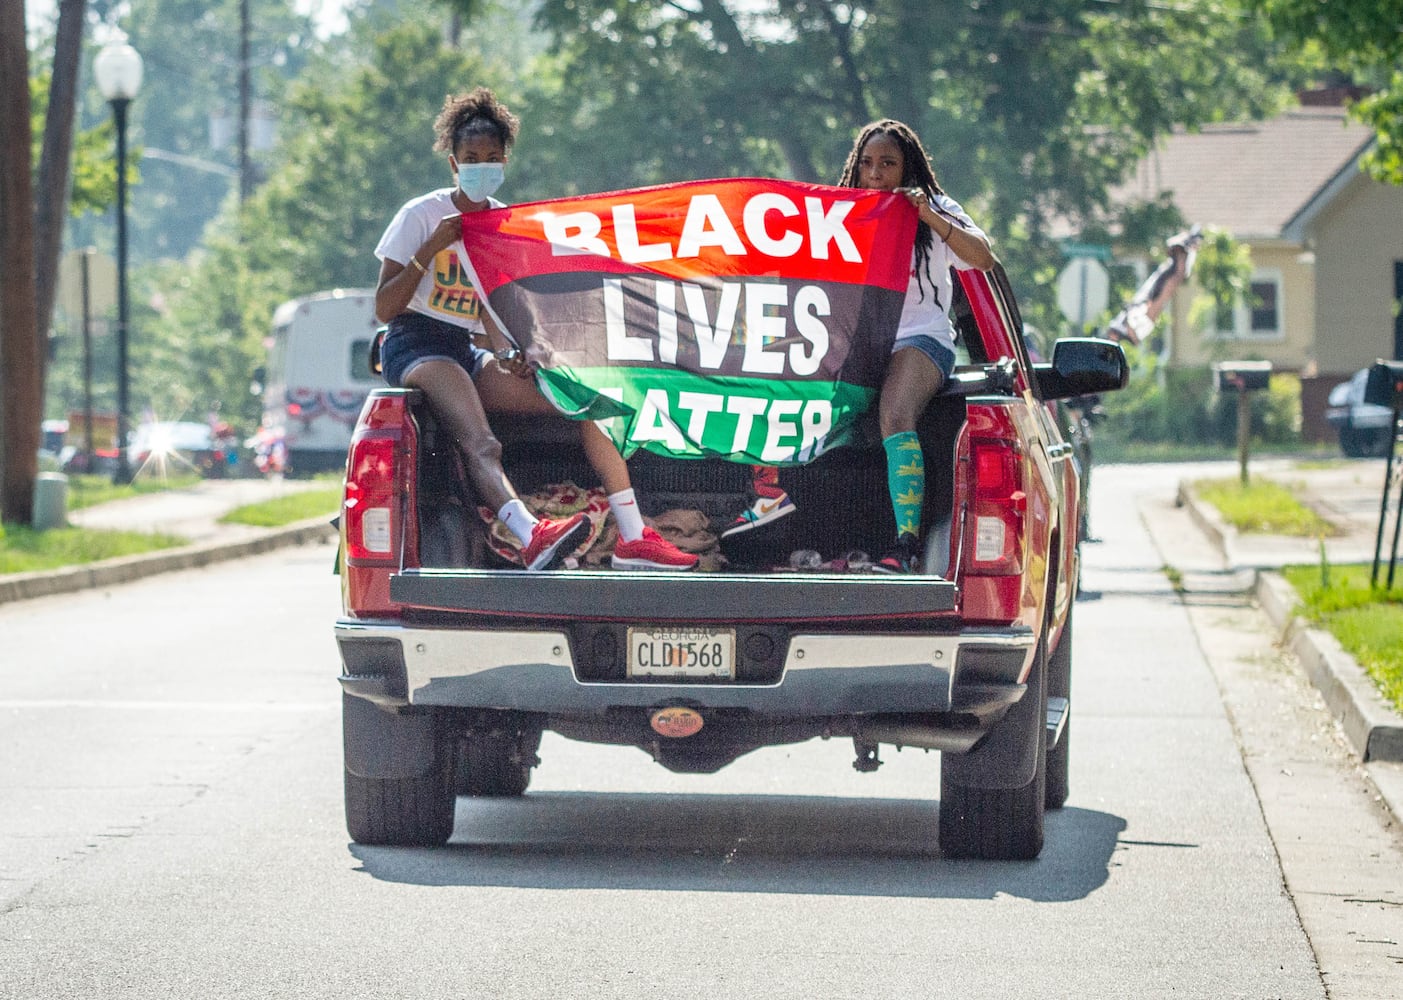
[390,568,958,621]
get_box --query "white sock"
[608,488,645,542]
[498,499,537,545]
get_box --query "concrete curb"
[0,517,337,606]
[1176,479,1403,826]
[1256,572,1403,763]
[1176,480,1235,566]
[1177,481,1403,764]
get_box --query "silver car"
[1325,367,1395,457]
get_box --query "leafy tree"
[132,19,494,429]
[117,0,319,261]
[1249,0,1403,184]
[525,0,1299,334]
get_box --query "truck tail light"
[344,437,398,562]
[343,436,398,562]
[967,438,1025,575]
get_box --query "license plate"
[627,626,735,679]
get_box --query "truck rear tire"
[344,768,456,846]
[343,699,455,846]
[939,634,1047,860]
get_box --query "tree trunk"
[35,0,88,397]
[1,1,41,524]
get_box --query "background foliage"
[24,0,1390,442]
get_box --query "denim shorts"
[379,312,488,387]
[893,334,956,378]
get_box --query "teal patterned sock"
[883,431,924,538]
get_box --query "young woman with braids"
[374,87,697,571]
[724,119,994,572]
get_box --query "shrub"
[1099,347,1301,448]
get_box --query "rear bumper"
[334,617,1035,720]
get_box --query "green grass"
[1093,440,1340,466]
[1,475,340,576]
[219,487,341,527]
[1282,562,1403,714]
[0,523,187,574]
[63,472,202,511]
[1193,476,1337,536]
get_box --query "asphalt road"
[0,463,1399,998]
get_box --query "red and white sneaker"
[611,527,700,571]
[520,513,590,570]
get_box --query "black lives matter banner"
[459,177,916,464]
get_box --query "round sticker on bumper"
[650,707,704,738]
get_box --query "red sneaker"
[611,526,699,571]
[520,513,590,570]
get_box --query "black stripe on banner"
[488,272,904,387]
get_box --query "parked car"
[1325,367,1396,457]
[128,421,230,476]
[333,258,1128,861]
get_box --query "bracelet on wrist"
[495,346,521,363]
[409,255,427,274]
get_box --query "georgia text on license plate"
[627,626,735,679]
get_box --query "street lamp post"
[94,41,143,485]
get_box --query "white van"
[262,289,381,474]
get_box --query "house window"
[1208,270,1284,340]
[1248,279,1280,335]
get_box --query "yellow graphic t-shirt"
[374,187,500,332]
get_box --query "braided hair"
[433,86,520,155]
[838,119,947,304]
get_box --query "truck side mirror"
[1033,338,1129,400]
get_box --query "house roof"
[1112,107,1374,242]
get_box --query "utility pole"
[239,0,252,202]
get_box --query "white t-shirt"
[894,192,986,353]
[374,188,505,332]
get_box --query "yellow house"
[1112,99,1403,440]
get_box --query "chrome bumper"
[335,618,1035,718]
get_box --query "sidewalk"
[1168,455,1403,827]
[0,476,337,605]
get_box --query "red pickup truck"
[334,263,1126,859]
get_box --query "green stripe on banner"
[536,366,875,464]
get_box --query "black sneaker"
[874,533,921,574]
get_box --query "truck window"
[949,271,985,366]
[350,339,375,382]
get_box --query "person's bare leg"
[404,359,514,512]
[477,364,630,494]
[879,347,946,438]
[877,347,948,566]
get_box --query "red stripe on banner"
[460,177,916,295]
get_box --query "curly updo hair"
[433,86,520,155]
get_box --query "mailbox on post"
[1363,359,1403,588]
[1213,360,1273,393]
[1363,359,1403,409]
[1213,361,1273,485]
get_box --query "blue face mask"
[457,162,505,203]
